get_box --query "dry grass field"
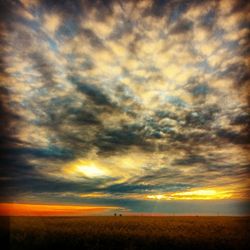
[1,216,249,250]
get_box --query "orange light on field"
[0,203,116,216]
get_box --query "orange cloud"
[0,203,116,216]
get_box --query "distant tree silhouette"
[119,214,122,216]
[114,213,117,216]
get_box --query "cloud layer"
[0,0,249,214]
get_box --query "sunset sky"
[0,0,249,216]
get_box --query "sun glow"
[76,165,106,178]
[63,160,107,179]
[171,189,223,200]
[146,189,233,201]
[147,194,166,200]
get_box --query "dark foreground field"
[1,216,249,250]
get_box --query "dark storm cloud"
[1,146,74,160]
[0,174,104,198]
[173,155,208,166]
[95,123,154,153]
[81,28,105,48]
[69,108,101,125]
[104,182,190,194]
[0,0,22,26]
[0,85,23,181]
[216,129,250,145]
[199,9,217,30]
[39,0,119,22]
[220,62,250,87]
[29,52,56,85]
[231,114,250,126]
[144,0,169,18]
[146,0,192,20]
[105,183,157,193]
[170,18,193,34]
[230,0,250,14]
[39,0,84,17]
[0,88,21,124]
[184,106,219,128]
[70,77,113,106]
[173,154,248,177]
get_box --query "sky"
[0,0,249,216]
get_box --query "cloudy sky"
[0,0,249,216]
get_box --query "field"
[1,216,249,250]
